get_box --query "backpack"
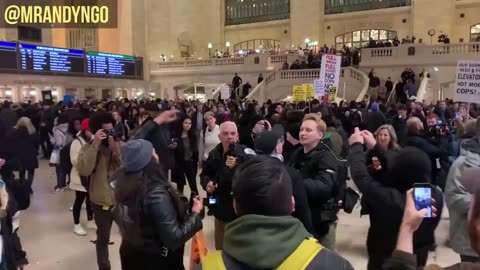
[60,138,83,174]
[202,238,323,270]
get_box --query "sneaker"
[73,224,87,236]
[86,220,97,230]
[53,187,62,193]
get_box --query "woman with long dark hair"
[172,117,199,196]
[111,140,203,270]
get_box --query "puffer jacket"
[51,123,68,149]
[445,138,480,258]
[200,143,250,223]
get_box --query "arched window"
[471,24,480,42]
[325,0,411,15]
[335,29,397,50]
[225,0,290,25]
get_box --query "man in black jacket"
[407,117,450,189]
[201,121,249,250]
[289,113,341,250]
[254,125,315,235]
[390,103,408,147]
[38,101,55,159]
[196,156,353,270]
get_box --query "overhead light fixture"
[305,38,310,43]
[434,67,439,71]
[29,91,36,96]
[208,43,213,49]
[226,42,231,47]
[52,91,58,96]
[5,90,12,96]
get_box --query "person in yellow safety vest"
[195,156,354,270]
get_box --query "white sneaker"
[86,220,97,230]
[73,224,87,236]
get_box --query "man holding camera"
[201,121,249,250]
[407,115,450,190]
[76,111,123,270]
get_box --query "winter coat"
[349,144,443,269]
[8,128,39,171]
[289,142,341,237]
[200,143,249,223]
[69,134,88,192]
[445,138,480,258]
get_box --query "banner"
[455,60,480,104]
[303,84,314,100]
[319,54,342,100]
[314,79,324,96]
[293,85,306,102]
[63,95,72,104]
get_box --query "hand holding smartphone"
[413,183,432,218]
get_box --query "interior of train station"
[0,0,480,269]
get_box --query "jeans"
[39,131,52,158]
[92,204,114,270]
[73,191,93,224]
[55,165,66,189]
[175,160,199,196]
[18,169,35,192]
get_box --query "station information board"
[86,51,138,78]
[0,41,18,71]
[19,43,85,74]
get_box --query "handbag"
[49,149,60,166]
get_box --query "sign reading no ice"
[455,61,480,103]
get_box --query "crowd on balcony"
[280,45,360,70]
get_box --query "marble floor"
[16,160,460,270]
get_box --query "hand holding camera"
[93,129,108,147]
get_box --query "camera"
[103,129,119,140]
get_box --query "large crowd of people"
[0,88,479,270]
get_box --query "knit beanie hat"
[249,114,265,130]
[387,147,431,193]
[121,139,154,172]
[371,102,380,112]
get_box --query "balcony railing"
[360,42,480,67]
[325,0,411,15]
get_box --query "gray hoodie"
[52,123,68,149]
[445,138,480,257]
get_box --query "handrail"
[212,83,228,100]
[245,67,370,103]
[416,77,429,101]
[386,82,398,107]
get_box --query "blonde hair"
[374,124,400,150]
[303,113,327,133]
[16,117,36,135]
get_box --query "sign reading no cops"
[455,60,480,103]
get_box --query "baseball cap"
[254,125,285,155]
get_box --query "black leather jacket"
[142,182,203,252]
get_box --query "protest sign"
[455,60,480,104]
[293,85,306,102]
[319,54,341,100]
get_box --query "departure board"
[19,43,85,74]
[0,41,18,71]
[86,51,138,79]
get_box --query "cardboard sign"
[328,86,337,102]
[220,85,230,100]
[314,79,324,96]
[455,60,480,103]
[293,85,306,102]
[303,84,314,100]
[319,54,341,100]
[189,230,208,270]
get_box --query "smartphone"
[437,120,443,125]
[414,183,432,218]
[209,198,217,205]
[456,112,461,119]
